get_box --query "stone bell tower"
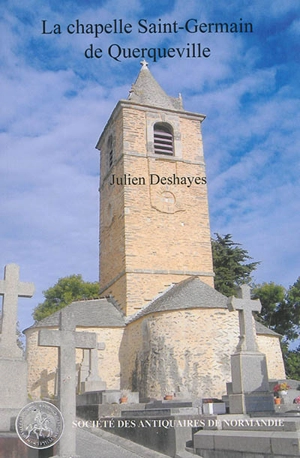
[96,61,214,316]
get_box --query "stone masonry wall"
[121,309,286,400]
[26,326,124,400]
[99,103,214,316]
[101,273,213,315]
[26,328,59,400]
[26,313,285,401]
[257,334,286,379]
[122,308,240,400]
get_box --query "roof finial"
[140,59,149,69]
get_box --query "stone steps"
[194,428,300,457]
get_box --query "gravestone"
[0,263,35,431]
[80,344,106,393]
[227,284,274,413]
[193,285,289,458]
[39,310,97,458]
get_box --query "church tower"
[96,61,214,316]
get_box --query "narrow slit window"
[109,149,113,168]
[154,123,174,155]
[107,136,113,169]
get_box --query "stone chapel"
[24,61,285,401]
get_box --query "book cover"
[0,1,299,457]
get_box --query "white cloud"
[1,0,299,336]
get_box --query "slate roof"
[25,278,279,338]
[126,277,228,325]
[25,298,125,331]
[126,277,280,337]
[128,60,183,110]
[255,320,281,337]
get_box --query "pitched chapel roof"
[25,279,279,338]
[126,277,280,337]
[127,277,227,324]
[255,320,281,337]
[25,298,125,331]
[128,60,183,110]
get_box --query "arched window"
[154,123,174,155]
[107,135,113,169]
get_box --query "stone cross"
[79,349,90,383]
[79,342,106,393]
[82,344,105,382]
[39,309,97,458]
[0,263,34,358]
[228,284,261,352]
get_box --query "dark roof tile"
[127,277,280,337]
[128,61,183,110]
[25,298,125,331]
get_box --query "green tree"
[211,233,259,297]
[33,275,100,321]
[253,279,300,342]
[286,277,300,332]
[252,282,286,331]
[253,279,300,380]
[283,345,300,380]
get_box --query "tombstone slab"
[0,432,39,457]
[194,428,300,458]
[0,264,34,431]
[227,285,274,414]
[0,361,28,430]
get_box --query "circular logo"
[16,401,64,449]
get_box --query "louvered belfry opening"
[154,123,174,155]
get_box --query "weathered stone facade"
[25,63,286,402]
[256,331,286,380]
[122,308,240,400]
[25,308,285,401]
[25,281,285,401]
[26,325,125,400]
[97,67,213,316]
[25,299,126,399]
[122,310,285,400]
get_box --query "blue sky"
[1,0,299,337]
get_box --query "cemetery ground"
[1,264,299,458]
[76,426,170,458]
